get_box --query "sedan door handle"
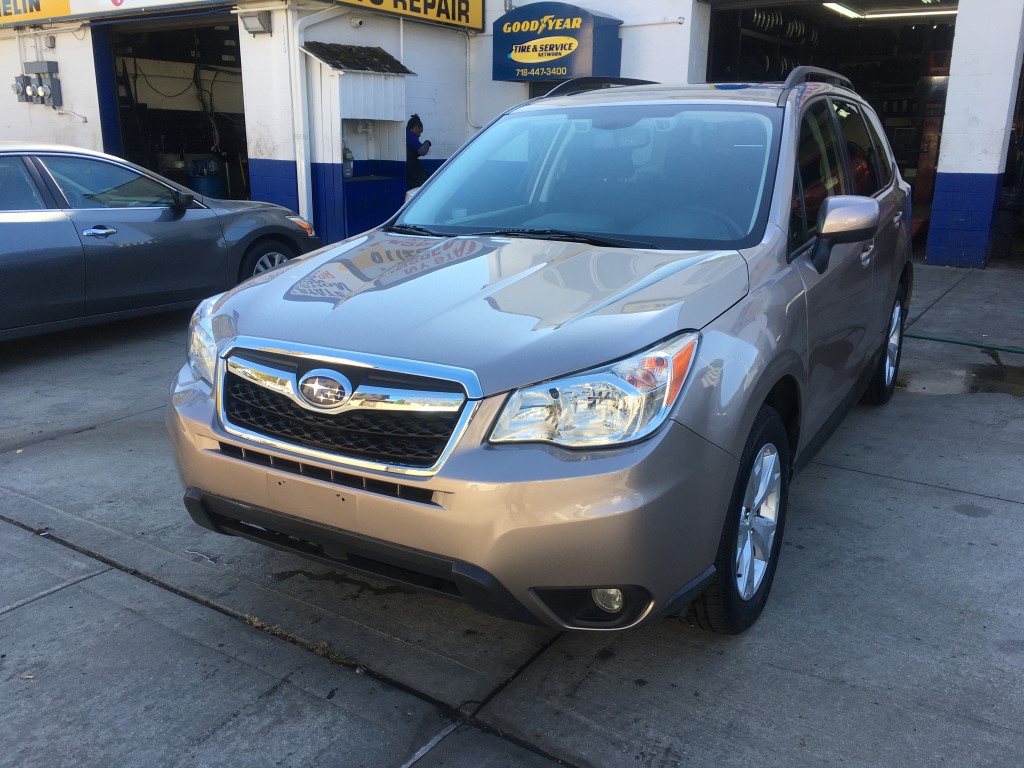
[83,226,117,238]
[893,211,904,226]
[860,243,875,267]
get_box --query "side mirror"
[810,195,880,274]
[172,190,195,210]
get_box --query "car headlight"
[187,293,225,385]
[490,333,699,448]
[287,215,315,237]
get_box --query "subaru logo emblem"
[297,369,352,410]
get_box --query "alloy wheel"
[884,300,903,388]
[735,443,781,601]
[253,251,289,275]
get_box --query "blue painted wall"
[249,158,300,214]
[312,160,407,244]
[925,172,1002,268]
[252,159,437,244]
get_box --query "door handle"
[860,243,875,267]
[83,226,117,238]
[893,211,904,226]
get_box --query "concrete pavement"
[1,262,1022,767]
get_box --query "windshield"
[396,103,781,250]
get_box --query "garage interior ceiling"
[707,0,958,20]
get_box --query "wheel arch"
[761,374,801,473]
[900,259,914,308]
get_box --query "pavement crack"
[465,630,564,718]
[1,404,168,454]
[904,267,974,332]
[807,459,1024,507]
[184,548,221,565]
[399,723,460,768]
[0,566,112,617]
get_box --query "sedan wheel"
[253,250,290,274]
[690,405,790,634]
[239,241,296,283]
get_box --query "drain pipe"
[289,4,350,220]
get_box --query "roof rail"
[542,77,658,98]
[781,66,853,92]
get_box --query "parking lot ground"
[1,261,1022,767]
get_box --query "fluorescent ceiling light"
[823,4,957,21]
[865,10,957,19]
[823,3,862,18]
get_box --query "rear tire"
[238,240,296,283]
[690,405,790,634]
[862,285,906,406]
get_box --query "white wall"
[937,0,1024,176]
[237,8,297,162]
[401,19,471,159]
[298,9,471,161]
[584,0,708,83]
[0,26,103,149]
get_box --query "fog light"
[591,588,624,614]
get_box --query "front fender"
[673,264,808,461]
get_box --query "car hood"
[202,197,293,215]
[216,230,749,396]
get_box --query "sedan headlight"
[286,215,315,237]
[187,293,225,385]
[490,333,699,448]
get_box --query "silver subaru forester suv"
[169,69,911,634]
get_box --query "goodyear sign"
[334,0,483,32]
[493,2,621,82]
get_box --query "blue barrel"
[187,174,226,199]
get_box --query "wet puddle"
[898,362,1024,397]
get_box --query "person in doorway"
[406,114,432,190]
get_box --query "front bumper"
[168,364,736,630]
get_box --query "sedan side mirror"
[172,190,195,210]
[810,195,880,274]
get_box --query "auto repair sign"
[492,1,622,82]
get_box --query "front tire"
[862,285,906,405]
[690,405,790,634]
[238,240,296,283]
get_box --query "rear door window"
[0,156,46,211]
[862,107,896,188]
[832,99,882,197]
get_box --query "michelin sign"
[493,2,622,82]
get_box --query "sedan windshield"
[396,103,781,250]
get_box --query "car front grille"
[219,349,470,471]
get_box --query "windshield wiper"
[386,223,445,237]
[473,228,651,249]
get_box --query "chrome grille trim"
[227,356,465,415]
[216,338,480,476]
